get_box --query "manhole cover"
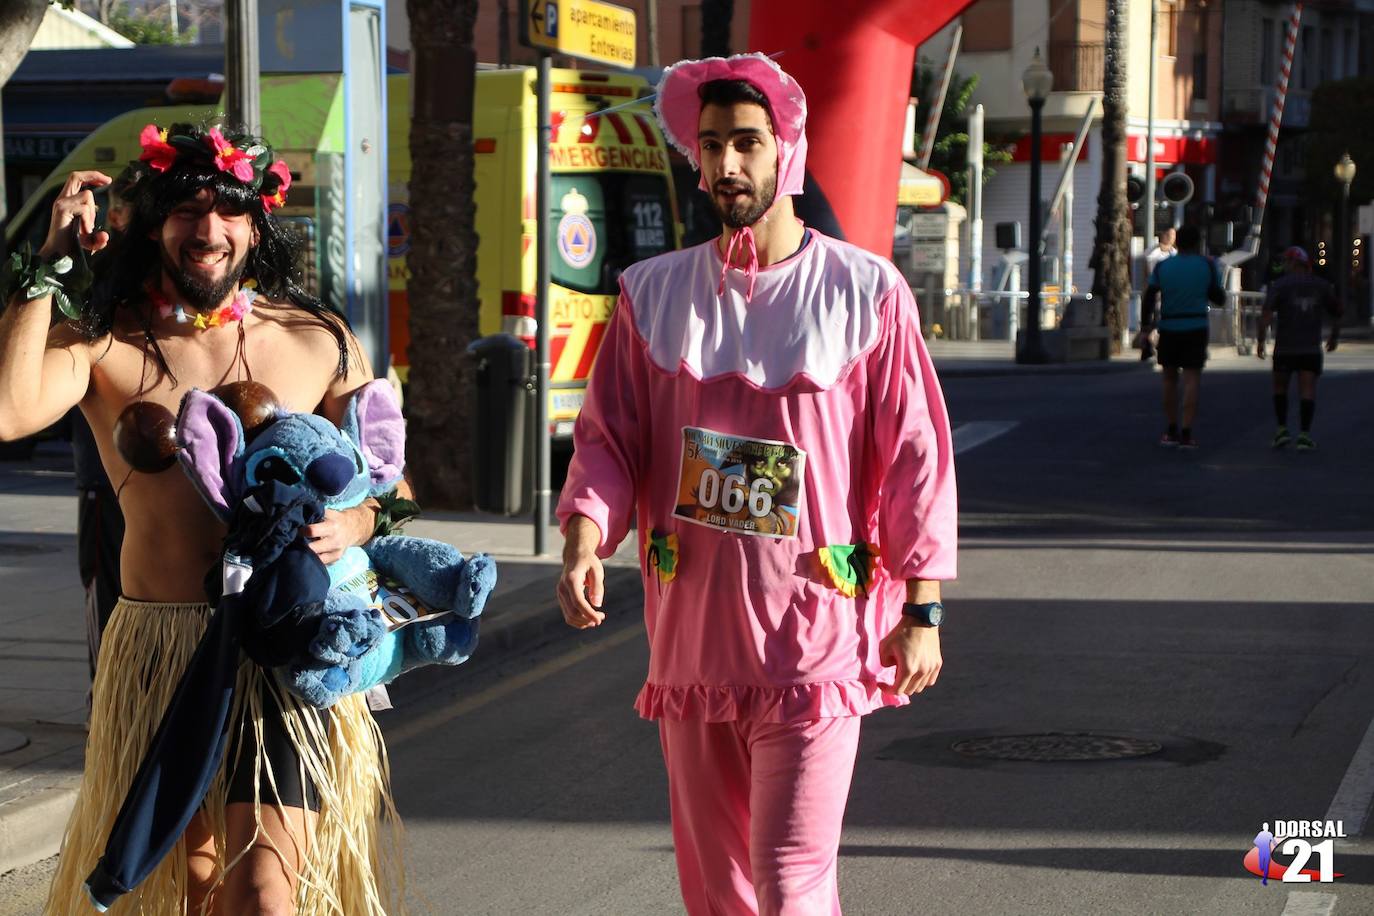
[0,542,58,556]
[951,732,1163,762]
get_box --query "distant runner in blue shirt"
[1257,246,1341,450]
[1142,225,1225,448]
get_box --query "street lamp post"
[1019,48,1054,364]
[1334,152,1357,318]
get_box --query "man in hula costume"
[0,122,403,914]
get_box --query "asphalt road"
[5,350,1374,915]
[380,351,1374,915]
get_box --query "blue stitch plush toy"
[175,377,496,707]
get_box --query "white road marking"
[386,624,642,744]
[1281,892,1337,916]
[953,421,1018,455]
[1326,713,1374,834]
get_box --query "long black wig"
[83,134,352,384]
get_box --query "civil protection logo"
[557,187,597,270]
[1244,821,1345,884]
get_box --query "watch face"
[926,603,945,627]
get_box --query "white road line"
[953,421,1018,456]
[1326,714,1374,834]
[1281,892,1337,916]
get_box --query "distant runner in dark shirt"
[1142,224,1225,449]
[1258,246,1341,450]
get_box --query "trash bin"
[467,334,533,516]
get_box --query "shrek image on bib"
[674,426,805,538]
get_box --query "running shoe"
[1178,435,1199,450]
[1159,431,1180,448]
[1272,426,1291,449]
[1295,432,1316,451]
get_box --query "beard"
[712,172,778,229]
[160,243,250,310]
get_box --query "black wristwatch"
[901,601,945,628]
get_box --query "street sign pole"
[534,53,552,556]
[522,0,635,554]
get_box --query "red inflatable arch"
[748,0,975,256]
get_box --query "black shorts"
[225,680,323,812]
[1272,352,1323,375]
[1157,328,1209,370]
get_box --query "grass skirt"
[45,599,404,914]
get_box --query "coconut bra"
[112,300,276,475]
[114,379,279,473]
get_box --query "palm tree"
[404,0,480,508]
[1090,0,1131,351]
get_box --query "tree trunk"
[0,0,46,89]
[1090,0,1132,352]
[701,0,732,57]
[405,0,480,509]
[0,0,45,224]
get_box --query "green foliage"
[108,2,188,45]
[910,62,1012,206]
[1306,77,1374,205]
[1,241,94,320]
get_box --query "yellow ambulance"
[388,67,681,437]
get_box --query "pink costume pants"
[658,715,863,916]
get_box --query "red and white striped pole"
[1252,3,1303,244]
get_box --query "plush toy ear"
[176,388,246,521]
[342,379,405,493]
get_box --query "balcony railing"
[1048,41,1105,92]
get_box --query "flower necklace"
[148,279,258,330]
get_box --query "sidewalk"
[0,442,636,877]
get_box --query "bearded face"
[697,101,781,230]
[156,188,256,310]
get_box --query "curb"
[0,787,76,877]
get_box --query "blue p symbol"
[547,3,558,37]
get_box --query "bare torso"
[72,302,361,602]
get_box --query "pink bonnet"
[653,53,808,197]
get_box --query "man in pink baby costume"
[556,53,957,915]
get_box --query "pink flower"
[204,127,255,182]
[139,124,178,172]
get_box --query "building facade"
[930,0,1223,298]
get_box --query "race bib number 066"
[673,426,805,538]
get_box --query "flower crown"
[138,122,292,213]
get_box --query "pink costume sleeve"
[556,294,646,557]
[867,283,958,581]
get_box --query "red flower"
[139,124,178,172]
[261,160,292,212]
[204,127,256,183]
